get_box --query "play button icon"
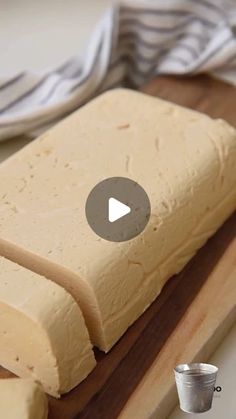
[85,177,151,242]
[108,198,131,223]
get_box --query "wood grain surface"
[0,75,235,419]
[119,218,236,419]
[142,75,236,127]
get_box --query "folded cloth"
[1,0,236,141]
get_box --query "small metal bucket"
[174,363,218,413]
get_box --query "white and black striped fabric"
[1,0,236,141]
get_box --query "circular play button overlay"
[85,177,151,242]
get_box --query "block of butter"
[0,257,96,396]
[0,89,235,352]
[0,378,48,419]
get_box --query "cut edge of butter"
[0,378,48,419]
[0,256,96,396]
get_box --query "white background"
[0,0,112,75]
[0,1,235,417]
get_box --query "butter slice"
[0,378,48,419]
[0,89,235,352]
[0,257,96,396]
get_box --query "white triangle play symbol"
[108,197,131,223]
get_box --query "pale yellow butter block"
[0,89,235,352]
[0,378,48,419]
[0,257,96,396]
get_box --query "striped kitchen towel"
[1,0,236,141]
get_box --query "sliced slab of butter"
[0,378,48,419]
[0,89,235,352]
[0,257,96,396]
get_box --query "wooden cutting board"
[0,75,235,419]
